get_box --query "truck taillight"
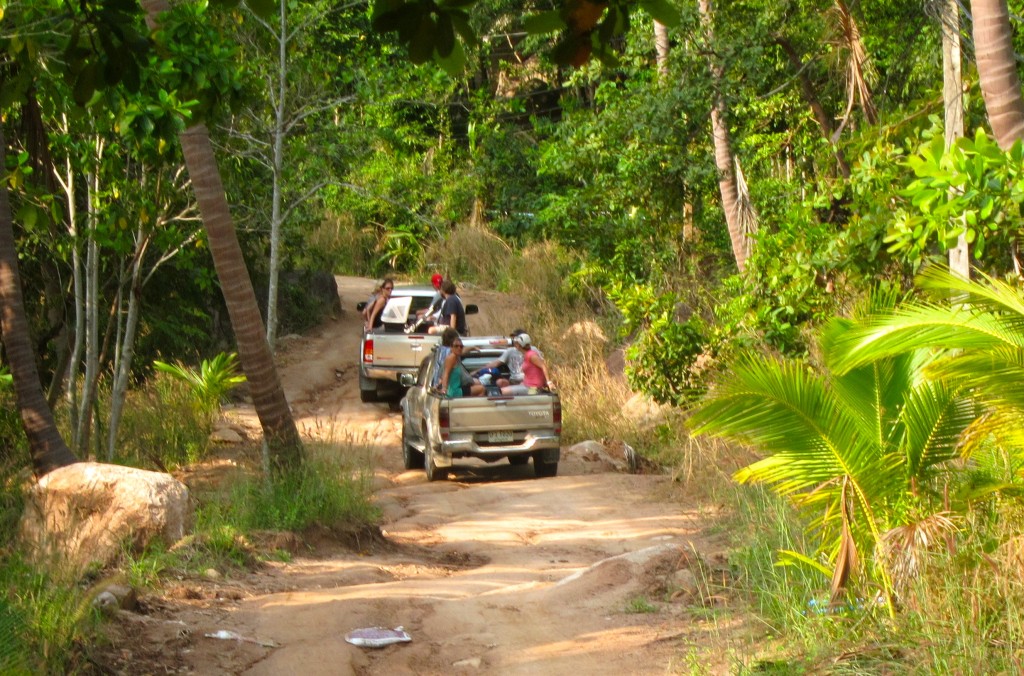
[553,400,562,435]
[363,339,374,363]
[439,405,450,440]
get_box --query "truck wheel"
[534,457,558,478]
[359,374,378,403]
[424,439,444,482]
[402,424,424,470]
[508,455,529,466]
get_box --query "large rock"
[19,462,193,575]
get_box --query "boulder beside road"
[19,462,192,575]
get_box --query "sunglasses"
[383,286,394,291]
[452,343,464,348]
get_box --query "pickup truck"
[399,340,562,481]
[357,284,477,403]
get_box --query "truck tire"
[402,423,424,470]
[359,373,378,403]
[424,438,444,482]
[533,456,558,478]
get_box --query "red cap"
[431,273,443,288]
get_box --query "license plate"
[488,430,514,443]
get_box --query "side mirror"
[399,373,416,388]
[466,304,479,315]
[356,301,367,312]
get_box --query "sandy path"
[102,276,755,675]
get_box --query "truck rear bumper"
[362,365,414,383]
[439,435,561,462]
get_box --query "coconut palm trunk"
[698,0,750,272]
[0,127,78,476]
[971,0,1024,148]
[141,0,302,469]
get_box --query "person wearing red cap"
[413,273,445,329]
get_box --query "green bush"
[626,316,710,407]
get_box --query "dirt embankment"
[97,276,757,675]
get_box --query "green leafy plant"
[689,289,979,617]
[153,352,246,414]
[626,316,709,406]
[624,596,658,614]
[887,127,1024,268]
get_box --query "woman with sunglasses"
[364,278,395,331]
[438,333,484,398]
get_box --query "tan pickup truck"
[357,284,477,403]
[399,340,562,481]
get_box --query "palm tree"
[0,128,78,476]
[698,0,756,273]
[970,0,1024,148]
[141,0,302,470]
[689,294,977,615]
[831,266,1024,425]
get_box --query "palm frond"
[878,512,958,594]
[829,304,1020,374]
[918,265,1024,320]
[690,357,873,485]
[930,347,1024,412]
[900,379,975,478]
[830,480,860,604]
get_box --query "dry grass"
[421,223,515,286]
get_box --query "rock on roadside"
[19,462,193,575]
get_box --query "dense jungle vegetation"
[5,0,1024,670]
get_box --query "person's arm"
[439,353,457,393]
[471,357,500,376]
[530,352,555,389]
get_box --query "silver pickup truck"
[357,284,477,403]
[400,340,562,481]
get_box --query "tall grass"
[201,444,379,535]
[0,462,98,674]
[115,372,213,470]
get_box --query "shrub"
[115,372,212,470]
[626,316,710,407]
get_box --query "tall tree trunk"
[970,0,1024,149]
[654,21,670,81]
[266,0,288,351]
[942,0,968,278]
[141,0,302,469]
[0,127,78,476]
[775,36,851,178]
[699,0,750,272]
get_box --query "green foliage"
[152,352,246,415]
[0,557,99,674]
[114,373,213,470]
[886,126,1024,269]
[626,314,709,407]
[690,290,982,613]
[624,595,658,614]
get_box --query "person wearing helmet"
[472,328,541,388]
[502,332,554,395]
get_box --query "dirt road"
[103,277,755,675]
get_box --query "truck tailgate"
[366,334,438,368]
[446,394,557,432]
